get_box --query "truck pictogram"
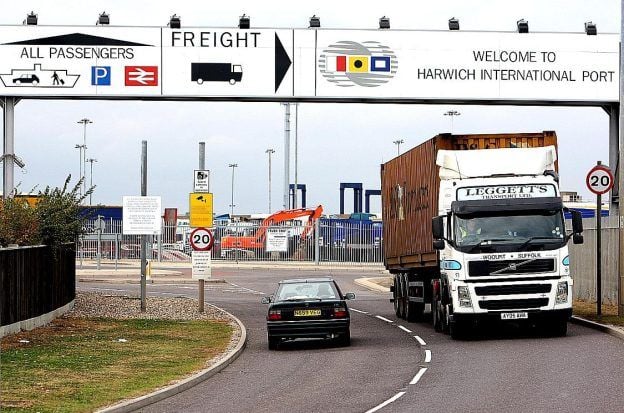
[191,63,242,85]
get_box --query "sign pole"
[140,140,147,312]
[596,162,602,316]
[619,0,624,317]
[198,142,205,314]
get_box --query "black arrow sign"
[275,33,291,92]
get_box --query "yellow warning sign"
[189,193,213,228]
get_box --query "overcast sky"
[0,0,620,215]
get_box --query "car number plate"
[501,312,528,320]
[294,309,321,317]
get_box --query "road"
[80,268,624,413]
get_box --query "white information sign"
[457,184,557,201]
[122,196,162,235]
[0,26,618,102]
[266,227,289,252]
[194,169,210,192]
[0,27,161,97]
[192,250,212,279]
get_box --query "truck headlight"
[556,281,568,304]
[458,286,472,308]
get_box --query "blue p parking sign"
[91,66,111,86]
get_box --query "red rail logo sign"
[125,66,158,86]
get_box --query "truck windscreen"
[453,210,565,252]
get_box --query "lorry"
[191,62,243,85]
[381,131,584,339]
[220,206,323,259]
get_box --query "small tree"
[35,175,92,251]
[0,196,40,246]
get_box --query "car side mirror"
[261,296,272,304]
[573,233,584,244]
[344,292,355,300]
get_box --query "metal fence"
[78,218,384,265]
[568,217,619,304]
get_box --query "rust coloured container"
[381,131,558,272]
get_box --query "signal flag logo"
[318,41,397,87]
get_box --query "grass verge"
[1,317,233,412]
[573,299,624,327]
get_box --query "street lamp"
[265,149,275,213]
[228,163,238,217]
[87,158,97,205]
[77,118,93,197]
[444,110,461,133]
[393,139,404,157]
[74,143,86,196]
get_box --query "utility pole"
[77,118,93,198]
[393,139,404,157]
[140,140,147,312]
[87,158,97,205]
[266,148,275,213]
[229,163,238,217]
[282,103,291,209]
[293,103,299,209]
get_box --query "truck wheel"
[399,273,408,319]
[432,298,443,332]
[550,318,568,337]
[450,319,465,340]
[196,79,204,85]
[393,275,401,317]
[406,301,424,322]
[229,78,236,85]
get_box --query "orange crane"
[220,205,323,258]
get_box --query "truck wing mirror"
[433,239,445,250]
[571,210,583,234]
[573,233,584,244]
[432,216,444,240]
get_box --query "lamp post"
[74,144,85,195]
[265,149,275,213]
[77,118,93,197]
[87,158,97,205]
[444,110,461,133]
[393,139,404,157]
[228,163,238,217]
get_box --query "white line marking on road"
[365,392,406,413]
[424,349,432,363]
[398,325,412,333]
[350,308,369,314]
[414,335,426,346]
[410,367,428,385]
[375,315,394,323]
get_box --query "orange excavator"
[220,205,323,258]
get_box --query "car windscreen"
[276,282,339,301]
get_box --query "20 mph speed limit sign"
[586,164,614,195]
[190,227,214,251]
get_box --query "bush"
[0,176,92,250]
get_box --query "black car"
[262,278,355,350]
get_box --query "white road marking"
[414,335,426,346]
[398,325,412,333]
[424,349,432,363]
[365,392,406,413]
[375,315,394,323]
[350,308,369,314]
[410,367,428,385]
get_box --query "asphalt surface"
[78,265,624,413]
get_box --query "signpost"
[190,227,214,313]
[586,162,615,316]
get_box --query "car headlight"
[458,286,472,308]
[556,281,568,304]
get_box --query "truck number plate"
[501,312,528,320]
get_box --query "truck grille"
[468,259,555,277]
[474,284,552,296]
[478,298,549,310]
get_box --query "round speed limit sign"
[189,227,214,251]
[586,165,614,195]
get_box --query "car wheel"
[337,329,351,347]
[15,80,21,84]
[32,80,39,86]
[268,335,280,350]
